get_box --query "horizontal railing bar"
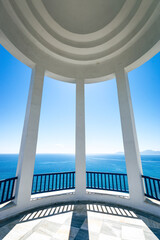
[87,187,129,193]
[142,175,160,181]
[0,196,16,204]
[33,171,75,176]
[32,187,75,194]
[0,176,18,183]
[144,194,159,200]
[86,171,127,176]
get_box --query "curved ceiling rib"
[0,0,160,82]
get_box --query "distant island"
[141,150,160,155]
[116,150,160,155]
[115,152,124,155]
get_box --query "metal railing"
[142,175,160,201]
[1,173,159,204]
[32,172,75,194]
[86,171,129,193]
[32,171,129,195]
[0,177,17,204]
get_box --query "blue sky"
[0,45,159,154]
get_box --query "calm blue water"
[0,154,159,180]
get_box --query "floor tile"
[0,203,160,240]
[99,233,121,240]
[26,231,51,240]
[122,226,145,240]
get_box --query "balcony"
[1,172,160,205]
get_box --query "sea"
[0,154,160,180]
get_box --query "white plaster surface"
[15,65,45,207]
[75,79,86,197]
[115,68,145,207]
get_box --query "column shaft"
[15,65,44,206]
[115,68,144,204]
[75,79,86,197]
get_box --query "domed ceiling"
[0,0,160,82]
[42,0,125,34]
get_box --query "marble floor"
[0,202,160,240]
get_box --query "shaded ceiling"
[42,0,125,34]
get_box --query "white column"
[75,79,86,197]
[115,67,144,205]
[15,65,45,206]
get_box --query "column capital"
[75,78,85,84]
[115,67,127,76]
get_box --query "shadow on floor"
[68,204,89,240]
[0,202,160,239]
[19,202,138,223]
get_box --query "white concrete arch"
[0,0,160,82]
[4,0,159,62]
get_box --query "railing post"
[75,79,86,198]
[14,65,45,206]
[0,177,18,204]
[142,176,160,201]
[115,67,145,206]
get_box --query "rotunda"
[0,0,160,225]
